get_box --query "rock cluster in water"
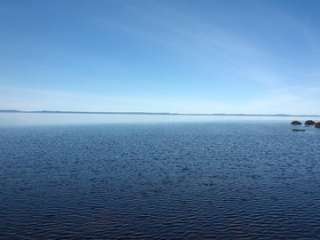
[291,120,320,128]
[305,120,316,126]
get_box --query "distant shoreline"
[0,110,319,117]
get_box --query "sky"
[1,0,320,114]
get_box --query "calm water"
[1,114,320,239]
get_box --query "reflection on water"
[1,115,320,239]
[0,112,317,126]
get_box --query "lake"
[1,113,320,239]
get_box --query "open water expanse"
[1,113,320,239]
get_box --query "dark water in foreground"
[1,120,320,239]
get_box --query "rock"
[315,122,320,128]
[305,120,316,126]
[291,121,302,125]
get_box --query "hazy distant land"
[0,109,319,117]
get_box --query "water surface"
[1,114,320,239]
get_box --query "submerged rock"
[315,122,320,128]
[292,129,306,132]
[305,120,316,126]
[291,121,302,125]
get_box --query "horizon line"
[1,109,320,117]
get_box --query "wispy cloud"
[94,0,309,90]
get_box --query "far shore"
[0,110,320,118]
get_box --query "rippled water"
[1,115,320,239]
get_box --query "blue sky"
[1,0,320,114]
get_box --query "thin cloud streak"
[95,0,315,91]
